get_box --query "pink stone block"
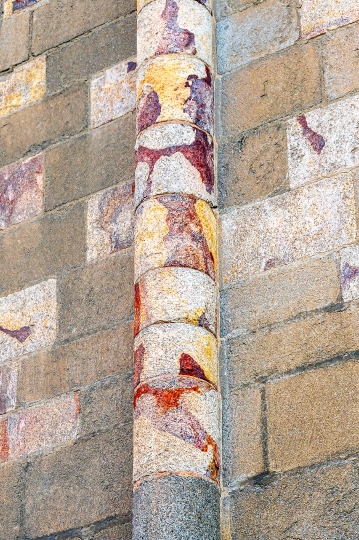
[300,0,359,39]
[0,154,44,230]
[0,365,17,415]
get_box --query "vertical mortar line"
[260,384,270,472]
[133,0,221,537]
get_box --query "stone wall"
[0,0,136,538]
[217,0,359,537]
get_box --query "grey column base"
[133,475,220,540]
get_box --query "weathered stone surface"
[91,58,137,128]
[59,250,133,340]
[288,95,359,188]
[221,174,356,284]
[137,55,213,134]
[0,279,56,363]
[222,386,263,485]
[0,393,79,462]
[0,84,88,168]
[133,475,220,540]
[214,0,254,19]
[3,0,37,18]
[300,0,359,39]
[220,43,321,136]
[0,365,17,415]
[45,114,135,210]
[267,361,359,471]
[0,154,43,231]
[228,460,359,539]
[0,461,23,540]
[138,0,213,67]
[25,424,132,537]
[340,245,359,302]
[323,22,359,100]
[87,181,134,262]
[0,57,46,119]
[221,254,340,336]
[135,196,216,281]
[136,123,214,207]
[218,123,288,208]
[226,302,359,386]
[135,267,216,335]
[0,10,29,72]
[134,323,217,387]
[93,523,132,540]
[217,0,299,74]
[18,322,133,404]
[32,0,135,55]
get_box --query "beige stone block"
[220,174,356,284]
[0,11,29,72]
[340,245,359,302]
[300,0,359,39]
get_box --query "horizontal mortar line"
[133,372,219,393]
[137,50,214,73]
[134,263,217,286]
[135,118,214,140]
[135,191,217,212]
[133,469,220,491]
[136,317,218,339]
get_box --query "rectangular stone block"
[300,0,359,39]
[0,10,29,72]
[267,361,359,471]
[18,322,133,404]
[0,84,88,168]
[0,393,79,462]
[222,386,264,485]
[323,22,359,100]
[25,424,132,537]
[288,95,359,188]
[45,113,135,210]
[226,303,359,386]
[228,460,359,539]
[91,58,137,128]
[221,254,340,336]
[32,0,135,55]
[0,203,86,295]
[220,174,356,284]
[0,154,44,231]
[218,122,288,208]
[220,43,321,136]
[4,0,37,18]
[58,250,134,340]
[0,365,17,414]
[0,57,46,119]
[0,461,24,540]
[217,0,299,74]
[0,279,56,363]
[46,15,137,95]
[87,181,134,261]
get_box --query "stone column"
[133,0,220,537]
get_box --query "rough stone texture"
[136,123,214,207]
[215,0,254,20]
[25,424,133,537]
[138,0,213,67]
[228,460,359,539]
[135,267,216,335]
[0,364,17,414]
[0,393,79,462]
[135,195,216,281]
[58,250,134,340]
[221,254,340,336]
[217,0,299,74]
[220,43,321,136]
[0,83,88,168]
[218,122,288,208]
[226,302,359,387]
[87,181,134,262]
[46,15,137,95]
[0,57,46,119]
[267,361,359,471]
[18,321,133,404]
[134,323,217,387]
[0,202,86,295]
[222,386,263,485]
[0,154,44,231]
[0,279,57,363]
[93,523,132,540]
[32,0,135,55]
[134,377,219,482]
[288,95,359,188]
[0,461,23,540]
[3,0,37,18]
[300,0,359,39]
[340,245,359,302]
[91,58,137,128]
[220,174,356,284]
[133,475,220,540]
[45,114,135,210]
[0,10,29,72]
